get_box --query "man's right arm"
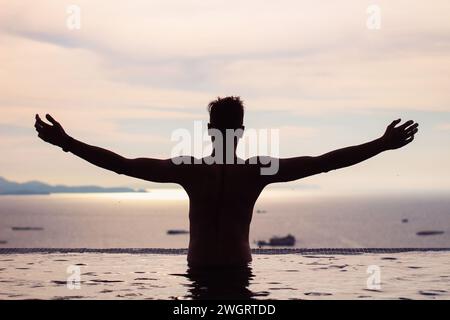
[35,114,190,184]
[64,138,187,183]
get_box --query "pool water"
[1,251,449,299]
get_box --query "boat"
[257,234,296,246]
[167,229,189,235]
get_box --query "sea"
[0,189,449,248]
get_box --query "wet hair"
[207,96,244,129]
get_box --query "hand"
[34,114,71,149]
[380,119,419,150]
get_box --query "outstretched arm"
[34,114,188,184]
[264,119,419,184]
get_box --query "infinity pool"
[1,249,449,299]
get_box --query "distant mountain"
[0,176,146,195]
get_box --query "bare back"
[182,158,266,267]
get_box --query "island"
[0,176,146,195]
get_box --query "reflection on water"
[1,253,450,299]
[175,264,268,300]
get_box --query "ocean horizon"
[1,189,449,249]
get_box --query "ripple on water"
[416,231,445,236]
[419,290,447,296]
[2,252,450,300]
[304,292,333,296]
[90,279,124,283]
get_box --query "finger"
[404,123,418,131]
[37,125,50,134]
[404,135,415,145]
[406,129,419,139]
[398,120,414,130]
[404,124,418,136]
[35,114,50,128]
[34,122,43,131]
[35,126,49,135]
[34,121,48,132]
[34,117,42,128]
[405,125,419,136]
[388,119,401,129]
[46,114,60,126]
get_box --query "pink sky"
[1,1,449,193]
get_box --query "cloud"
[1,1,450,190]
[1,1,450,116]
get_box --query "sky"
[0,1,449,194]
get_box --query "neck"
[211,140,238,163]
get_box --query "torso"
[182,158,266,267]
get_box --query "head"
[207,96,245,131]
[207,96,245,156]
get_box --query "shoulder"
[245,156,278,166]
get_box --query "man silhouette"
[35,96,418,267]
